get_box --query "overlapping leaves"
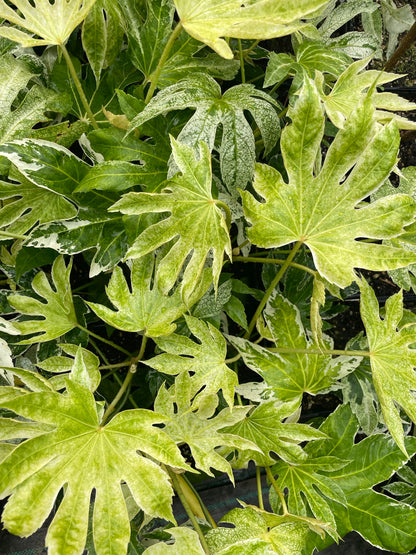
[154,371,259,481]
[242,78,416,288]
[111,138,232,302]
[0,356,188,555]
[129,73,280,192]
[231,290,358,403]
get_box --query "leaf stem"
[215,199,232,231]
[181,474,217,528]
[268,346,368,357]
[60,43,99,129]
[101,336,148,424]
[238,39,246,83]
[145,21,183,104]
[256,466,264,510]
[245,241,302,338]
[265,466,289,515]
[0,230,28,240]
[77,325,132,357]
[233,255,316,276]
[166,467,212,554]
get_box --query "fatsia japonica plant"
[2,0,416,553]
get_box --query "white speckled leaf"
[0,380,188,555]
[242,78,416,288]
[145,314,238,406]
[143,527,205,554]
[88,254,187,337]
[110,138,231,302]
[129,74,279,192]
[174,0,330,59]
[359,278,416,455]
[8,256,78,343]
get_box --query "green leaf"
[206,506,310,554]
[111,138,232,302]
[242,78,416,288]
[82,0,124,82]
[144,314,238,406]
[129,74,280,192]
[154,371,258,481]
[0,0,98,46]
[359,278,416,454]
[303,404,416,553]
[143,527,205,554]
[384,464,416,507]
[221,399,327,468]
[0,176,77,238]
[230,291,359,403]
[7,255,78,343]
[88,254,188,337]
[173,0,331,59]
[0,379,188,555]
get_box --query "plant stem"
[256,466,264,510]
[215,200,232,231]
[181,474,217,528]
[0,230,28,240]
[238,39,246,83]
[268,346,368,357]
[166,467,212,554]
[385,21,416,72]
[244,39,260,56]
[60,43,98,129]
[100,361,131,371]
[245,241,302,338]
[265,466,289,516]
[145,21,183,104]
[225,353,241,364]
[77,325,132,357]
[233,255,316,276]
[101,336,147,424]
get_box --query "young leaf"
[0,0,98,46]
[242,78,416,288]
[154,372,259,481]
[7,255,78,343]
[144,314,238,406]
[173,0,330,59]
[206,505,310,554]
[88,255,188,337]
[111,138,232,302]
[128,74,280,192]
[230,291,359,403]
[0,380,188,555]
[359,278,416,455]
[220,399,327,468]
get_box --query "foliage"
[0,1,416,554]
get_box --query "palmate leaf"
[318,58,416,129]
[144,314,238,406]
[154,372,259,481]
[359,278,416,455]
[242,78,416,288]
[220,399,327,468]
[88,254,188,338]
[129,73,280,193]
[7,255,78,343]
[111,138,232,303]
[0,0,97,46]
[173,0,330,59]
[230,291,359,404]
[206,506,310,555]
[0,371,188,555]
[302,404,416,553]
